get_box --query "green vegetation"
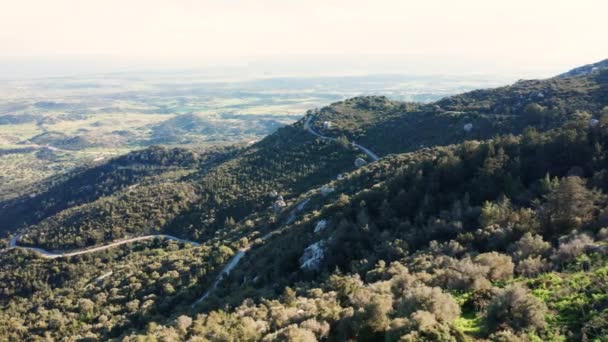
[0,65,607,340]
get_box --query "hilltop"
[558,58,608,78]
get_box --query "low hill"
[0,114,38,125]
[149,112,286,144]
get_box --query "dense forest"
[0,63,607,341]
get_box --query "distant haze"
[1,0,607,79]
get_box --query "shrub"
[509,233,552,261]
[596,227,608,241]
[485,285,547,333]
[551,233,594,267]
[515,256,550,277]
[432,257,491,291]
[395,285,461,322]
[474,252,514,281]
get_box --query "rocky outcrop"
[299,240,326,270]
[320,186,335,196]
[354,158,367,168]
[314,220,328,234]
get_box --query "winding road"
[304,115,380,161]
[5,114,380,306]
[192,197,311,306]
[192,116,380,305]
[8,234,200,259]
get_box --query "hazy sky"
[1,0,607,78]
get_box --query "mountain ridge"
[557,58,608,78]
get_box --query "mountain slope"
[311,70,608,155]
[0,145,228,234]
[0,61,607,341]
[558,58,608,78]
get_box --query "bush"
[596,227,608,241]
[551,233,594,267]
[432,257,491,291]
[485,285,547,333]
[515,256,550,277]
[509,233,552,261]
[395,285,461,322]
[474,252,515,281]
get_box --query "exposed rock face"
[589,119,600,128]
[299,240,326,270]
[463,123,473,132]
[273,200,286,212]
[320,186,335,196]
[354,158,367,168]
[314,220,328,234]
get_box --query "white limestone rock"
[299,240,326,270]
[320,186,335,196]
[273,200,287,212]
[354,158,367,168]
[589,118,600,128]
[314,220,328,233]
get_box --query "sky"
[1,0,607,79]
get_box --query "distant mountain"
[557,58,608,78]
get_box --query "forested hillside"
[0,64,607,341]
[311,70,608,155]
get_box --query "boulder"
[273,200,286,212]
[354,158,367,168]
[463,123,473,132]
